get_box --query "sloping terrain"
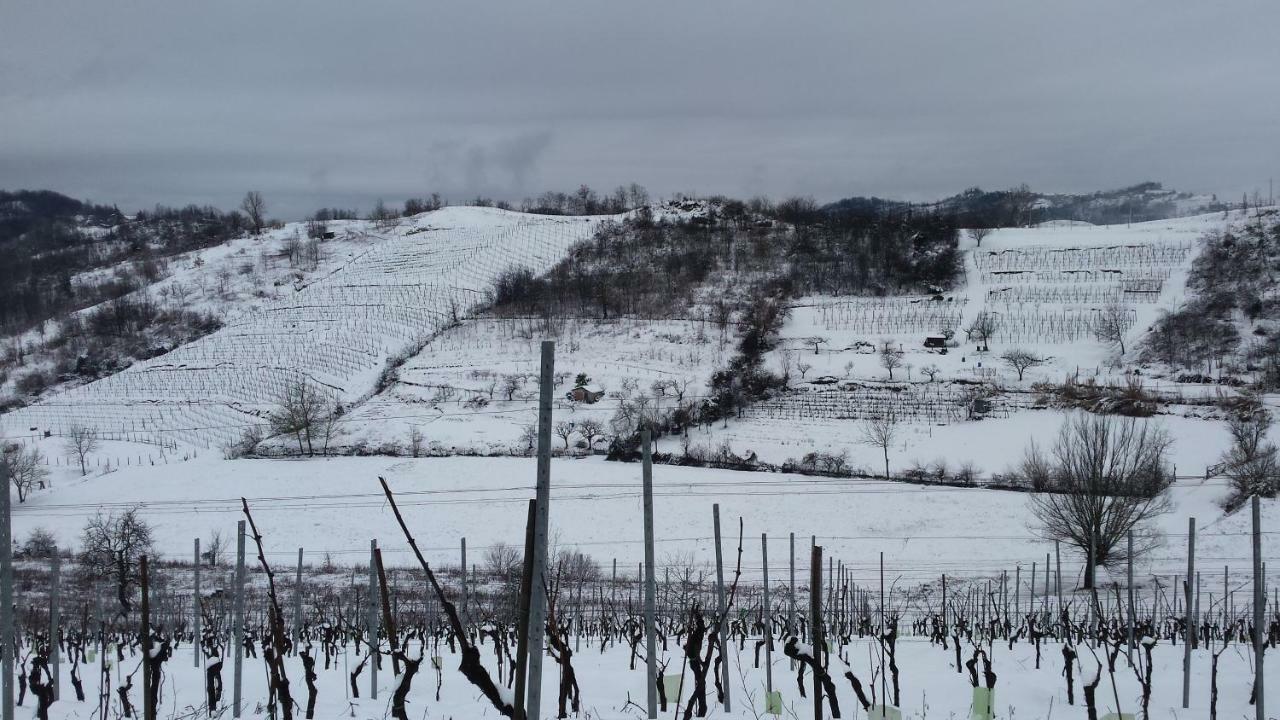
[0,207,612,451]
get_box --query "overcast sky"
[3,1,1278,219]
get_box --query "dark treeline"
[1143,210,1280,385]
[0,191,247,335]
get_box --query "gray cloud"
[2,0,1278,218]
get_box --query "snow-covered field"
[26,632,1277,720]
[0,208,614,451]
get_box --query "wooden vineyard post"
[50,550,60,701]
[232,520,245,718]
[1183,517,1195,709]
[1253,495,1265,720]
[294,548,304,644]
[368,540,378,700]
[712,504,731,713]
[513,499,537,719]
[194,538,202,668]
[811,545,824,720]
[0,457,12,720]
[141,555,154,720]
[762,533,774,700]
[641,431,658,719]
[526,340,555,720]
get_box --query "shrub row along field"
[0,208,610,450]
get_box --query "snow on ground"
[340,316,729,454]
[32,633,1278,720]
[0,208,615,453]
[9,453,1271,594]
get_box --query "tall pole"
[641,430,658,718]
[513,500,537,718]
[789,533,796,638]
[1252,495,1265,720]
[1183,517,1195,709]
[50,551,60,701]
[0,456,13,720]
[294,548,304,643]
[526,340,555,720]
[1127,530,1136,658]
[811,545,824,720]
[1055,541,1062,611]
[232,520,246,718]
[460,538,468,627]
[368,540,378,700]
[193,538,202,668]
[762,533,773,697]
[712,504,731,713]
[140,556,153,720]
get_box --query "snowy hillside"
[0,207,614,452]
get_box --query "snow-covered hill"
[0,207,614,451]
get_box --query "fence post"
[294,548,304,643]
[641,430,658,719]
[1055,541,1062,611]
[526,340,555,720]
[513,500,537,719]
[811,544,824,720]
[762,532,773,698]
[1183,517,1195,708]
[193,538,201,668]
[141,555,153,720]
[1127,531,1135,659]
[368,539,378,700]
[712,504,731,713]
[232,520,246,718]
[50,550,60,701]
[0,458,13,720]
[1252,495,1265,720]
[460,538,468,627]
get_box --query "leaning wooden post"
[712,504,731,713]
[641,430,659,718]
[294,548,304,644]
[232,520,246,718]
[1252,495,1265,720]
[526,340,555,720]
[1182,516,1195,709]
[513,500,537,719]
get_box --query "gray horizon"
[3,0,1277,219]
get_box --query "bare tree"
[1220,401,1279,510]
[796,361,812,379]
[1001,348,1049,381]
[554,420,577,450]
[860,414,899,479]
[242,191,267,235]
[483,542,522,580]
[1024,414,1173,589]
[577,418,605,452]
[269,379,335,456]
[879,340,904,380]
[1094,304,1132,357]
[203,531,226,567]
[407,426,425,458]
[501,374,524,402]
[967,227,993,247]
[2,443,47,502]
[65,424,99,476]
[965,312,999,351]
[80,506,155,611]
[805,336,829,355]
[920,364,941,382]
